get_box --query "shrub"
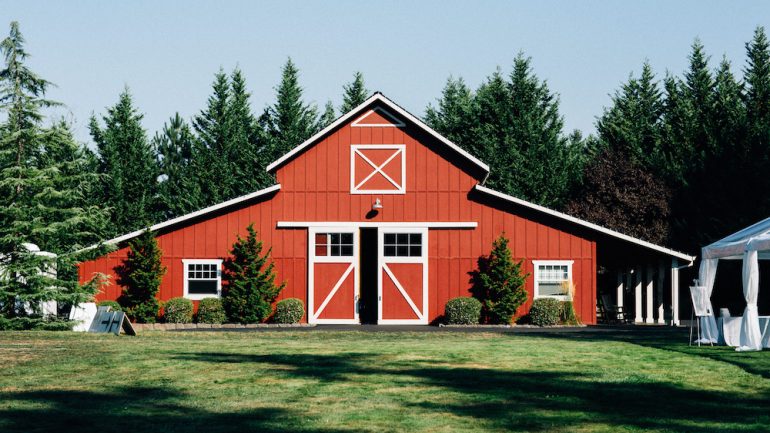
[197,298,226,324]
[164,297,194,323]
[444,297,482,325]
[560,301,579,325]
[470,235,529,324]
[222,224,285,323]
[115,230,166,323]
[273,298,304,324]
[96,300,122,312]
[530,298,561,326]
[0,316,74,331]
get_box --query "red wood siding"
[79,103,597,324]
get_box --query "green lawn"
[0,328,768,433]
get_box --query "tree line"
[1,20,769,321]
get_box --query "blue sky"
[3,1,768,144]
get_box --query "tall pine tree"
[0,22,106,317]
[340,71,368,113]
[154,113,200,219]
[90,89,158,237]
[263,58,318,163]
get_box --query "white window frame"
[532,260,574,301]
[350,144,406,194]
[182,259,223,300]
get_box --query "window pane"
[315,233,327,246]
[540,281,567,297]
[397,246,408,256]
[409,234,421,245]
[331,233,340,244]
[409,246,421,257]
[188,271,194,278]
[341,245,353,256]
[384,233,396,244]
[341,233,353,245]
[331,245,340,256]
[315,245,327,256]
[188,280,217,295]
[397,234,408,244]
[384,246,396,256]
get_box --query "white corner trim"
[265,93,490,173]
[350,144,406,194]
[182,258,223,300]
[80,184,281,252]
[474,184,695,262]
[277,221,477,229]
[351,106,406,127]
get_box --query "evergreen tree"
[470,235,529,324]
[263,59,318,162]
[0,22,106,317]
[597,62,664,171]
[154,113,200,219]
[319,100,336,128]
[192,69,231,206]
[90,89,158,237]
[427,56,582,208]
[192,68,271,207]
[115,230,165,323]
[222,224,284,323]
[340,71,368,113]
[743,26,770,223]
[425,77,477,158]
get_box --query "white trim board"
[79,184,281,251]
[350,144,406,195]
[473,184,695,262]
[265,93,489,174]
[351,107,406,127]
[278,221,477,229]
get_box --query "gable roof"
[474,185,695,262]
[265,92,490,174]
[79,184,281,251]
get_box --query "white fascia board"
[81,184,281,251]
[277,221,477,229]
[474,184,695,262]
[265,93,490,174]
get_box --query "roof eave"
[474,184,695,263]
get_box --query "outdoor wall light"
[372,198,383,211]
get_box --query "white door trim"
[378,227,429,325]
[308,226,359,324]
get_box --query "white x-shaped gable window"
[350,144,406,194]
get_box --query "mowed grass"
[0,328,769,433]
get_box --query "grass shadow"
[0,386,356,433]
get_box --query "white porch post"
[634,266,643,323]
[670,258,680,326]
[645,264,654,324]
[616,270,624,319]
[657,261,665,324]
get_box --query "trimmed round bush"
[273,298,304,324]
[529,298,561,326]
[196,298,226,324]
[163,297,194,323]
[445,297,482,325]
[96,300,122,311]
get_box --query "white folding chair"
[689,285,713,347]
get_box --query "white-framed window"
[533,260,574,300]
[314,232,354,257]
[182,259,223,300]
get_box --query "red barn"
[79,93,694,325]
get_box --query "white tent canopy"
[699,216,770,351]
